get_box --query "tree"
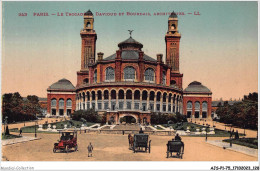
[216,92,258,130]
[2,92,39,123]
[72,108,102,123]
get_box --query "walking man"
[88,142,93,157]
[19,128,22,136]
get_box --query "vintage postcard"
[1,1,259,171]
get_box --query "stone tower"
[165,11,181,73]
[80,10,97,71]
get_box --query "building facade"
[75,10,183,124]
[46,10,213,122]
[183,81,212,118]
[47,79,76,117]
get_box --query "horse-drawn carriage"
[166,140,184,158]
[129,133,151,153]
[53,131,78,153]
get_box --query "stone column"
[132,91,134,110]
[160,95,163,112]
[171,96,174,113]
[95,93,98,110]
[116,92,119,109]
[108,91,111,110]
[56,100,59,116]
[200,101,202,118]
[147,92,150,111]
[102,93,104,110]
[180,98,183,114]
[90,94,92,109]
[192,101,195,118]
[140,93,142,111]
[84,94,87,110]
[124,93,126,109]
[166,95,169,112]
[154,95,156,112]
[175,98,177,113]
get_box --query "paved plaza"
[2,132,258,161]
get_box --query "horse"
[128,134,134,150]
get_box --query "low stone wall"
[85,129,175,136]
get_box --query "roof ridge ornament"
[128,30,134,38]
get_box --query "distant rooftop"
[184,81,211,93]
[48,78,75,91]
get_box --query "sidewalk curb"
[2,137,41,146]
[206,140,258,158]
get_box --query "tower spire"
[128,30,134,38]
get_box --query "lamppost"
[229,124,233,147]
[4,116,8,134]
[35,114,37,138]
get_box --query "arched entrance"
[120,115,136,124]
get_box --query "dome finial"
[128,30,134,38]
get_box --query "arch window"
[97,91,102,100]
[51,99,57,107]
[83,78,89,84]
[87,92,90,101]
[94,70,97,83]
[202,102,208,110]
[144,68,155,82]
[59,99,64,108]
[86,22,91,28]
[162,72,166,85]
[66,99,72,107]
[126,90,132,109]
[104,90,109,100]
[105,67,115,81]
[118,90,124,110]
[124,66,136,80]
[187,101,192,109]
[195,101,200,110]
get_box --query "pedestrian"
[174,133,182,141]
[122,130,125,135]
[139,128,144,134]
[235,130,239,139]
[88,142,93,157]
[19,128,22,136]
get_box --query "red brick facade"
[183,95,212,118]
[46,10,213,122]
[47,91,76,116]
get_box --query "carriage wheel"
[167,151,169,158]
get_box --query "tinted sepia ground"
[2,132,258,161]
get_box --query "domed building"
[75,10,183,124]
[47,78,76,117]
[183,81,212,119]
[46,10,213,123]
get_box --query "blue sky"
[2,1,258,100]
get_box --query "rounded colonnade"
[76,88,183,114]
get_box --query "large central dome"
[118,37,143,50]
[103,36,156,62]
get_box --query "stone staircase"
[112,124,141,130]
